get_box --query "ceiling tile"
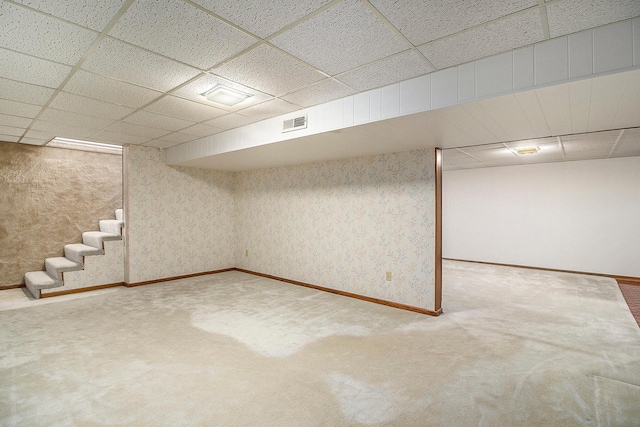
[0,134,20,143]
[103,121,170,139]
[336,50,433,91]
[0,113,32,128]
[30,120,98,139]
[0,125,25,137]
[179,123,223,138]
[281,78,355,108]
[270,0,407,75]
[0,78,55,105]
[64,70,162,108]
[192,0,333,38]
[90,130,150,145]
[203,113,259,131]
[370,0,537,46]
[10,0,127,31]
[419,9,544,70]
[49,92,135,120]
[109,0,257,70]
[547,0,640,38]
[238,99,300,121]
[23,128,56,141]
[124,110,195,132]
[0,48,72,88]
[145,96,227,122]
[0,2,98,65]
[0,99,42,118]
[172,73,272,110]
[81,37,201,92]
[39,108,114,130]
[560,130,618,160]
[212,44,325,96]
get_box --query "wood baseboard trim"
[125,268,236,287]
[41,282,124,298]
[443,258,640,283]
[617,278,640,286]
[0,284,27,290]
[234,268,442,316]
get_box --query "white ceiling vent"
[282,114,307,133]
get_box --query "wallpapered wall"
[0,141,122,288]
[124,146,235,284]
[234,149,437,310]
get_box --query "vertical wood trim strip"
[435,148,443,312]
[122,146,130,284]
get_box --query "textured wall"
[235,149,436,310]
[443,156,640,277]
[0,141,122,287]
[125,146,235,283]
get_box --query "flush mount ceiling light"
[201,85,252,106]
[47,137,122,154]
[516,146,539,155]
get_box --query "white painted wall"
[443,156,640,277]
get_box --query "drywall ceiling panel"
[281,78,355,108]
[0,49,72,88]
[81,38,200,92]
[610,128,640,157]
[145,96,227,122]
[109,0,257,70]
[0,99,42,119]
[0,2,98,65]
[418,9,544,69]
[123,110,195,132]
[336,50,433,92]
[546,0,640,38]
[191,0,333,38]
[535,84,573,136]
[561,131,618,160]
[49,92,135,121]
[567,79,592,134]
[64,70,162,108]
[10,0,127,31]
[477,95,535,140]
[212,44,325,96]
[587,72,629,132]
[433,105,498,145]
[513,91,551,137]
[612,70,640,129]
[270,0,407,76]
[461,101,511,141]
[171,73,272,109]
[370,0,536,46]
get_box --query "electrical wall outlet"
[385,271,392,281]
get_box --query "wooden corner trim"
[234,268,442,316]
[41,282,124,298]
[434,148,443,313]
[125,268,236,287]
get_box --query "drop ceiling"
[1,0,639,164]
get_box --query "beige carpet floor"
[1,261,639,426]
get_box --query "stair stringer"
[40,240,124,295]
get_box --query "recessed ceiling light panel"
[516,146,539,155]
[47,137,122,154]
[201,85,252,107]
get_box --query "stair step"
[64,243,104,264]
[82,231,122,249]
[24,271,62,299]
[99,219,124,235]
[45,257,83,280]
[115,208,123,222]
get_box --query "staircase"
[24,209,125,299]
